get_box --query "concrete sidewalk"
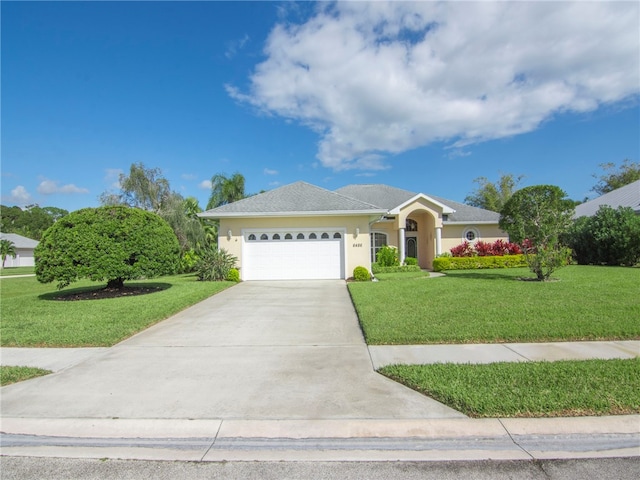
[3,340,638,372]
[369,340,639,369]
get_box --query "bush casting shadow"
[40,282,172,301]
[443,272,524,281]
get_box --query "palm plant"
[206,173,246,210]
[1,239,17,268]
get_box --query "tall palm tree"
[206,173,246,210]
[1,239,17,268]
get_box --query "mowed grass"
[380,358,640,418]
[0,266,35,276]
[349,266,640,344]
[0,366,52,386]
[1,275,234,347]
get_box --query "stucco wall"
[2,248,35,267]
[218,215,375,278]
[440,223,509,254]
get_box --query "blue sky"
[2,1,639,213]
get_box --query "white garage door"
[243,230,344,280]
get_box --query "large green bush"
[566,206,640,266]
[433,254,527,272]
[35,206,180,289]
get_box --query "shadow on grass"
[443,271,536,281]
[39,282,172,301]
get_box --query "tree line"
[464,159,639,213]
[3,159,638,286]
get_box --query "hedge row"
[433,254,527,272]
[371,263,422,274]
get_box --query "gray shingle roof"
[335,184,416,211]
[0,232,39,249]
[574,180,640,218]
[200,181,501,223]
[200,181,386,217]
[336,184,500,223]
[427,195,501,223]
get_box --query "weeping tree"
[100,163,208,255]
[100,163,170,213]
[35,206,180,290]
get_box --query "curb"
[2,416,638,462]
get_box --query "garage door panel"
[243,232,344,280]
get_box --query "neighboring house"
[574,180,640,218]
[199,182,508,281]
[0,232,39,267]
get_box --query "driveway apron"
[1,281,463,420]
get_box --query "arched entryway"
[402,211,437,269]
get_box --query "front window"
[370,232,388,262]
[464,228,479,242]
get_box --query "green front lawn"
[349,266,640,344]
[0,366,52,386]
[0,266,35,276]
[381,358,640,417]
[1,275,233,347]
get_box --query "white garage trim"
[241,228,346,281]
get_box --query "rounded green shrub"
[227,268,240,282]
[35,206,180,290]
[404,256,418,266]
[353,266,371,281]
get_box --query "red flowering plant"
[450,241,475,257]
[449,239,524,257]
[474,241,493,256]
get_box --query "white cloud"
[37,178,89,195]
[199,179,212,189]
[263,168,279,175]
[9,186,32,205]
[229,1,640,171]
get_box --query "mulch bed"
[52,286,163,301]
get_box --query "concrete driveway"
[1,281,463,420]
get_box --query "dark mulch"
[52,286,164,301]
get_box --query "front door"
[406,236,417,260]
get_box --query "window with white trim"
[463,227,479,242]
[370,232,388,262]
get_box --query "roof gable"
[336,184,500,223]
[200,181,385,218]
[427,194,501,223]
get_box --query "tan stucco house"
[199,182,508,281]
